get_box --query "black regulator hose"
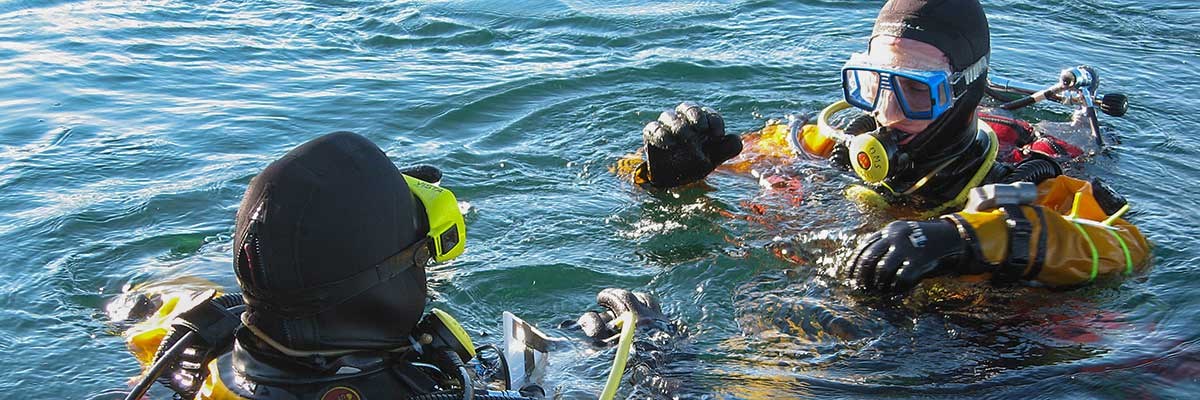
[431,348,474,400]
[405,346,535,400]
[1000,158,1061,185]
[407,348,542,400]
[474,344,511,390]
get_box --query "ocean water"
[2,0,1198,398]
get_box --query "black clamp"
[995,205,1033,283]
[959,182,1047,282]
[964,182,1038,212]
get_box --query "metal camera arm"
[987,66,1130,150]
[988,67,1128,117]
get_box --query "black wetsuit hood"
[869,0,992,203]
[233,132,429,352]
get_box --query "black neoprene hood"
[871,0,990,73]
[233,131,429,351]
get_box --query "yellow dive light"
[403,175,466,263]
[418,308,477,362]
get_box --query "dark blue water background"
[2,0,1198,398]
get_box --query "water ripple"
[1,0,1198,398]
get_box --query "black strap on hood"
[241,238,432,319]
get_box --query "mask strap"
[242,239,431,319]
[952,53,989,99]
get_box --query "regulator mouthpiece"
[847,127,902,184]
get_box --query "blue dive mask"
[841,52,988,121]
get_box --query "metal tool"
[986,66,1130,150]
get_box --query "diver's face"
[865,36,951,137]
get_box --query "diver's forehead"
[866,35,950,72]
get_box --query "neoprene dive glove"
[577,288,671,342]
[639,102,743,188]
[848,219,977,294]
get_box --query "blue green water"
[2,0,1199,398]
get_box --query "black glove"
[639,102,743,188]
[847,219,974,294]
[570,289,680,396]
[576,288,670,342]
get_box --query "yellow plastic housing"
[403,175,467,263]
[848,133,891,184]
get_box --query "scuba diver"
[120,132,674,400]
[622,0,1150,294]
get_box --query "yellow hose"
[598,312,636,400]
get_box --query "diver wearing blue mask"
[816,0,998,207]
[838,43,991,200]
[624,0,1150,295]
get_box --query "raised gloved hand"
[847,219,975,294]
[639,102,743,188]
[576,288,671,342]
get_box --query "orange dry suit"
[786,109,1150,286]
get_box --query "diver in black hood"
[122,132,674,400]
[625,0,1150,294]
[841,0,994,206]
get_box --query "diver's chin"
[891,128,922,144]
[875,120,929,139]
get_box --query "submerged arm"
[848,176,1150,293]
[947,175,1150,286]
